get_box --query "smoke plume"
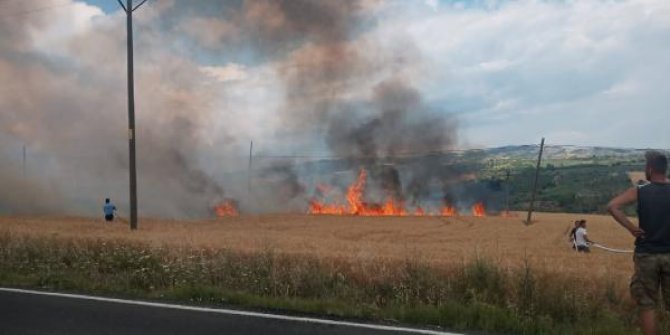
[0,0,459,217]
[0,0,231,217]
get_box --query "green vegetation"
[463,148,648,215]
[504,163,640,215]
[1,232,667,335]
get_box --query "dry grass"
[0,212,648,334]
[0,212,636,285]
[628,171,646,186]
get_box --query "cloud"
[393,0,670,147]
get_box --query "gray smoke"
[324,79,458,204]
[0,0,232,217]
[0,0,459,217]
[232,0,374,129]
[252,1,459,206]
[326,79,456,159]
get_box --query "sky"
[3,0,669,150]
[0,0,669,216]
[75,0,670,149]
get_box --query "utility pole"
[22,144,26,177]
[526,138,545,225]
[505,169,510,214]
[248,140,253,194]
[117,0,148,230]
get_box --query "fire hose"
[570,239,633,253]
[589,243,633,254]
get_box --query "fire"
[347,168,367,215]
[472,202,486,217]
[214,200,239,217]
[308,200,346,215]
[380,199,407,216]
[309,169,408,216]
[440,205,457,217]
[309,169,489,217]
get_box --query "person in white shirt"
[568,220,580,249]
[574,220,594,252]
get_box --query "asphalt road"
[0,288,460,335]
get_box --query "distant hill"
[482,145,650,160]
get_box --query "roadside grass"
[0,231,660,335]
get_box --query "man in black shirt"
[608,150,670,335]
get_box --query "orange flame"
[440,205,457,217]
[309,200,347,215]
[472,202,486,217]
[347,168,367,215]
[309,169,407,216]
[214,200,239,217]
[309,168,486,217]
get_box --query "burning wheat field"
[0,151,646,334]
[1,145,636,287]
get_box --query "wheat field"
[0,212,636,283]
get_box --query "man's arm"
[607,187,643,238]
[584,232,595,244]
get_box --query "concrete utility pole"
[117,0,148,230]
[526,138,545,225]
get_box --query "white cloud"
[385,0,670,148]
[602,80,640,97]
[425,0,438,11]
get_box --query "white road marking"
[0,287,461,335]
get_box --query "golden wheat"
[0,212,636,281]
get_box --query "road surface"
[0,288,461,335]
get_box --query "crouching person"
[103,198,116,222]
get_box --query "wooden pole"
[22,145,26,177]
[505,169,510,214]
[248,140,253,193]
[126,0,138,230]
[526,138,545,224]
[118,0,148,230]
